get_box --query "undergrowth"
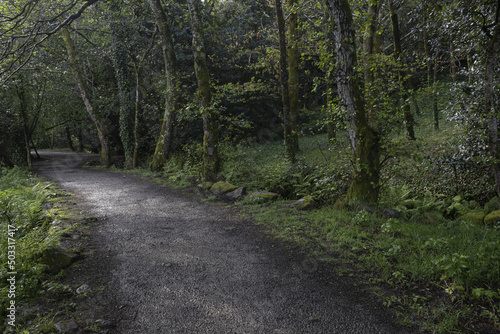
[0,167,69,330]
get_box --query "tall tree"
[287,0,300,162]
[61,26,111,167]
[388,0,415,140]
[186,0,220,181]
[325,0,381,204]
[486,0,500,198]
[146,0,180,172]
[109,0,135,169]
[275,0,292,154]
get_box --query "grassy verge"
[0,167,77,332]
[236,200,499,333]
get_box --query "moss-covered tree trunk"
[485,4,500,199]
[275,0,293,152]
[323,4,336,140]
[362,2,380,128]
[388,0,415,140]
[287,0,299,162]
[110,0,135,169]
[326,0,380,204]
[187,0,219,181]
[147,0,180,172]
[61,27,111,167]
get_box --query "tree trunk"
[186,0,220,181]
[287,0,299,162]
[486,6,500,199]
[323,3,336,140]
[325,0,380,204]
[110,0,134,169]
[362,2,380,127]
[433,59,440,130]
[422,13,432,87]
[388,0,415,140]
[147,0,180,172]
[275,0,293,150]
[61,27,111,167]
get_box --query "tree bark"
[325,0,380,204]
[186,0,220,181]
[486,6,500,198]
[147,0,180,172]
[110,0,135,169]
[362,2,380,128]
[287,0,299,162]
[388,0,415,140]
[275,0,293,154]
[61,27,111,167]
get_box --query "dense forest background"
[1,1,500,332]
[1,0,499,206]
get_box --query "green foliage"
[0,168,68,320]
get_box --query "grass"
[0,167,79,332]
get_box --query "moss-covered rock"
[484,210,500,226]
[246,191,279,203]
[40,245,79,272]
[422,212,446,224]
[292,196,316,210]
[457,210,485,225]
[484,196,500,215]
[198,182,213,191]
[210,181,239,195]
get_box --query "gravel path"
[34,151,415,334]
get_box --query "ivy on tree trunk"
[186,0,220,181]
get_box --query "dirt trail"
[34,151,414,333]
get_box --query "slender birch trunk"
[61,27,111,167]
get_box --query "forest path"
[33,150,414,334]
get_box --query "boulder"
[457,210,485,225]
[40,245,79,272]
[484,210,500,226]
[210,181,239,195]
[197,182,213,191]
[246,191,279,203]
[381,208,402,219]
[224,187,246,201]
[484,196,500,215]
[292,196,316,210]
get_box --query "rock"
[95,319,115,330]
[246,191,279,203]
[40,246,79,272]
[76,284,91,295]
[292,196,316,210]
[484,196,500,215]
[457,210,485,225]
[224,187,246,201]
[423,212,446,224]
[54,320,79,334]
[484,210,500,226]
[210,181,239,195]
[198,182,213,191]
[381,208,402,219]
